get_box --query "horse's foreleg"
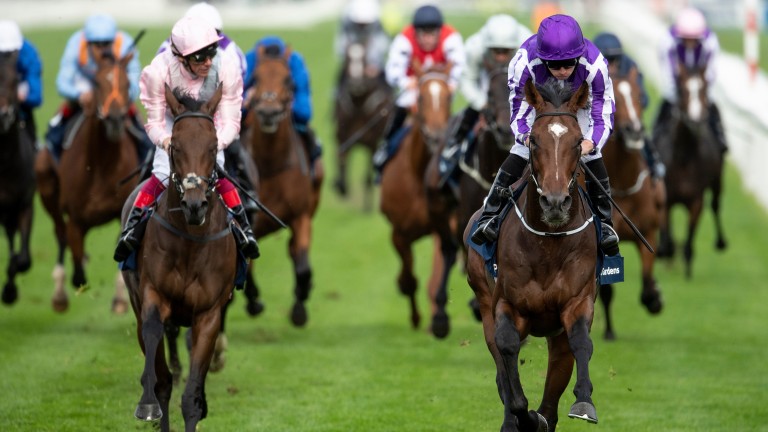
[563,308,598,424]
[392,231,420,329]
[363,157,374,212]
[65,223,87,288]
[16,203,33,273]
[1,227,19,305]
[135,305,166,423]
[182,311,221,432]
[430,230,457,339]
[639,242,663,314]
[112,272,129,314]
[710,174,727,250]
[333,147,349,197]
[597,284,615,341]
[684,199,704,279]
[288,216,312,327]
[657,206,674,259]
[243,265,264,316]
[165,323,182,386]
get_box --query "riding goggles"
[186,43,218,64]
[543,58,579,70]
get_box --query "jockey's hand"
[78,91,93,106]
[580,139,595,155]
[243,88,254,108]
[404,76,417,90]
[161,137,171,152]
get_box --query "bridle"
[527,111,581,196]
[481,66,514,151]
[168,111,218,200]
[415,71,452,152]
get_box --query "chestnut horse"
[380,63,453,338]
[35,51,139,312]
[599,63,664,340]
[465,79,599,431]
[240,44,322,326]
[656,62,726,277]
[333,42,392,210]
[121,85,236,432]
[0,50,36,305]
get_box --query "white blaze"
[548,122,568,181]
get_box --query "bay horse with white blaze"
[240,44,322,326]
[0,50,36,305]
[122,85,236,432]
[599,63,664,340]
[333,41,393,210]
[656,62,726,277]
[35,51,139,312]
[380,62,453,338]
[465,79,599,431]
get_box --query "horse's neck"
[76,116,124,165]
[604,137,645,186]
[250,120,299,173]
[406,123,431,175]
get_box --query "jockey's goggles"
[89,40,113,48]
[186,43,218,64]
[544,58,579,70]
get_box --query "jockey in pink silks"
[114,15,259,262]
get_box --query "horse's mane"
[536,78,576,107]
[172,88,206,111]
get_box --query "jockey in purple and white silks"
[653,6,727,154]
[114,15,259,263]
[471,14,620,257]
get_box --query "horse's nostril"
[563,195,572,211]
[539,195,550,209]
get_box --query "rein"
[152,211,231,243]
[168,112,218,199]
[98,64,127,119]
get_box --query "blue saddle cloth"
[374,126,412,175]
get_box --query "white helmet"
[674,7,707,39]
[185,2,224,31]
[347,0,380,25]
[483,14,525,50]
[0,20,23,52]
[171,15,221,57]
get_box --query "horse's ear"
[165,83,184,116]
[202,83,223,116]
[283,45,292,61]
[566,81,590,113]
[257,44,265,57]
[524,79,545,112]
[120,51,134,67]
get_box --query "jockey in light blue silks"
[0,20,42,144]
[44,13,151,162]
[653,6,727,154]
[243,36,323,179]
[470,14,620,258]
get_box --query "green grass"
[1,15,768,432]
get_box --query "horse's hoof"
[468,298,482,322]
[641,292,663,315]
[2,283,18,305]
[134,403,163,421]
[246,300,265,317]
[431,312,450,339]
[290,303,308,327]
[533,411,548,432]
[333,178,347,197]
[568,401,598,424]
[716,238,727,250]
[111,297,129,315]
[603,330,616,341]
[209,334,228,373]
[51,293,69,313]
[16,256,31,273]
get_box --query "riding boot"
[643,136,665,178]
[230,205,260,260]
[585,159,620,256]
[224,142,258,213]
[114,206,149,262]
[296,125,323,180]
[470,154,527,245]
[373,105,407,170]
[651,99,672,145]
[440,107,479,180]
[708,102,728,154]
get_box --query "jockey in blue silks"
[0,20,42,144]
[593,32,665,179]
[244,36,323,178]
[471,14,620,257]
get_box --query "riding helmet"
[171,15,221,57]
[412,5,443,30]
[674,7,707,39]
[536,14,586,61]
[0,20,23,52]
[483,14,527,50]
[593,32,623,58]
[185,2,224,32]
[84,14,118,42]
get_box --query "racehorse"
[0,50,35,305]
[380,62,453,338]
[465,79,599,431]
[656,62,726,277]
[34,51,139,312]
[333,42,392,210]
[240,44,322,326]
[599,63,664,340]
[121,85,236,432]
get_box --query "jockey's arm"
[56,32,85,101]
[18,40,43,109]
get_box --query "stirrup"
[471,217,498,245]
[600,224,620,256]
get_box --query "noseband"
[528,111,581,195]
[168,111,218,200]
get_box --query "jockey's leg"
[128,104,154,163]
[20,106,37,148]
[585,158,620,256]
[373,105,408,169]
[643,136,665,178]
[217,178,260,260]
[114,175,166,262]
[651,98,673,145]
[295,122,323,179]
[441,106,479,179]
[470,153,527,245]
[44,101,77,160]
[708,102,728,154]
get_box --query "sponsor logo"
[601,267,621,276]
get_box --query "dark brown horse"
[656,62,726,277]
[465,79,599,431]
[380,62,453,338]
[240,44,322,326]
[121,85,236,432]
[0,50,36,305]
[35,51,139,312]
[599,63,664,340]
[333,41,392,210]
